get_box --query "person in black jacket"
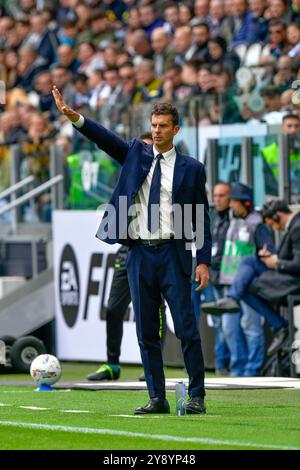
[209,181,231,374]
[203,200,300,356]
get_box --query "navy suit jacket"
[74,116,211,275]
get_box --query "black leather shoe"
[267,327,289,356]
[202,298,240,315]
[134,398,170,415]
[186,396,206,414]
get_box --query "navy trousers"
[126,242,205,400]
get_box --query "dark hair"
[283,113,300,122]
[104,66,119,74]
[165,64,182,74]
[190,19,209,31]
[164,1,179,12]
[89,8,106,22]
[139,132,153,141]
[119,61,134,70]
[73,73,88,83]
[151,102,179,126]
[261,85,281,98]
[269,20,287,30]
[262,199,291,220]
[78,41,97,52]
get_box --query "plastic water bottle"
[175,381,186,416]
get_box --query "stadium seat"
[244,43,263,67]
[233,43,247,63]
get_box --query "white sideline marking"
[19,406,50,411]
[0,420,299,450]
[109,414,222,419]
[61,410,93,414]
[0,402,92,413]
[110,414,158,419]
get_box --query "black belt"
[134,237,175,246]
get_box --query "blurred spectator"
[56,0,77,26]
[132,59,163,104]
[103,43,119,68]
[280,89,295,111]
[88,8,115,48]
[1,49,18,89]
[15,45,48,92]
[118,61,138,106]
[258,54,277,88]
[292,0,300,22]
[261,85,282,116]
[15,18,31,46]
[124,7,141,50]
[139,3,166,39]
[0,16,14,48]
[75,3,93,43]
[73,73,90,111]
[23,12,58,65]
[181,60,200,88]
[163,1,180,33]
[194,0,210,18]
[163,63,195,101]
[179,3,193,26]
[209,0,226,37]
[220,0,252,46]
[58,19,78,47]
[130,29,153,63]
[287,23,300,58]
[273,55,295,90]
[266,0,292,22]
[102,0,127,23]
[151,27,176,77]
[0,109,26,144]
[202,182,273,375]
[21,112,56,146]
[116,49,133,67]
[247,0,269,44]
[29,71,57,120]
[196,64,215,95]
[268,20,289,57]
[190,20,210,60]
[174,26,196,64]
[87,69,110,111]
[207,36,240,72]
[56,44,81,76]
[102,67,122,107]
[50,65,75,107]
[77,41,105,76]
[206,182,231,375]
[262,113,300,195]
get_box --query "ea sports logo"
[59,244,80,328]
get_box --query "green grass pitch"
[0,363,300,450]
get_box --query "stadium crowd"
[1,0,300,140]
[0,0,300,378]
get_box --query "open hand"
[52,85,80,123]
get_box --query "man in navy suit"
[53,85,212,414]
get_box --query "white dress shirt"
[73,115,176,239]
[131,146,176,240]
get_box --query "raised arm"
[52,85,129,165]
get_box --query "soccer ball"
[30,354,62,386]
